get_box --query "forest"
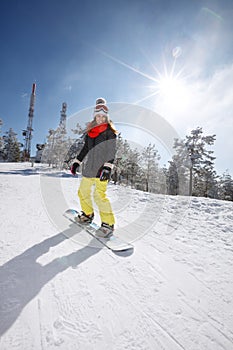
[0,118,232,201]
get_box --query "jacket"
[76,124,116,178]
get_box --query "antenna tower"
[23,83,36,160]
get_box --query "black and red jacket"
[76,123,116,178]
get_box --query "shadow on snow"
[0,223,102,336]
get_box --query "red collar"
[88,123,108,138]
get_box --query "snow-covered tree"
[71,122,86,136]
[0,119,3,160]
[170,138,190,195]
[115,135,131,184]
[65,123,86,166]
[140,143,160,192]
[2,128,21,162]
[218,171,233,201]
[193,160,218,198]
[124,148,141,188]
[42,127,72,168]
[115,134,130,163]
[167,161,179,195]
[172,127,217,197]
[187,128,217,197]
[114,135,139,186]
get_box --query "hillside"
[0,162,233,350]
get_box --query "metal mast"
[59,102,67,130]
[23,83,36,160]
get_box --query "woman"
[71,98,117,237]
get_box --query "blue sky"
[0,0,232,174]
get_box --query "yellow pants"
[78,177,115,225]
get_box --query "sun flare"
[98,47,190,110]
[158,75,189,108]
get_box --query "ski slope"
[0,162,233,350]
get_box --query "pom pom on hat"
[94,97,109,118]
[96,97,106,105]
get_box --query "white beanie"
[94,99,109,118]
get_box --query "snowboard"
[63,209,133,252]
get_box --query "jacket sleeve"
[76,134,89,163]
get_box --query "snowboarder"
[71,98,117,238]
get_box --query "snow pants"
[78,177,115,226]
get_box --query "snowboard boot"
[75,211,94,225]
[96,223,114,238]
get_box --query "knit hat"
[94,97,109,118]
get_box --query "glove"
[100,165,112,181]
[71,162,79,176]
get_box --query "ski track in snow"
[0,163,233,349]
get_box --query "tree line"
[0,118,232,201]
[0,122,22,162]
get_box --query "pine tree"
[218,171,233,201]
[187,129,217,197]
[167,161,179,195]
[140,143,160,192]
[170,138,190,195]
[71,122,86,136]
[115,135,131,185]
[0,119,3,160]
[193,160,218,198]
[125,148,141,188]
[65,123,86,166]
[42,127,72,168]
[2,128,21,162]
[172,127,217,197]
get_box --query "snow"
[0,162,233,350]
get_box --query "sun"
[142,64,191,113]
[158,76,180,97]
[150,55,190,112]
[157,75,189,109]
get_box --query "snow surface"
[0,162,233,350]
